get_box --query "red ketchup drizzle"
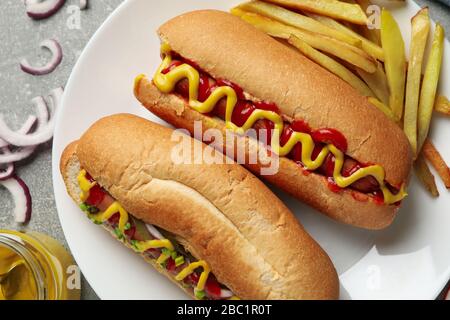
[320,153,343,193]
[281,121,328,171]
[184,272,200,286]
[231,101,255,127]
[145,248,160,259]
[198,74,212,102]
[311,145,323,161]
[205,275,222,299]
[351,191,369,202]
[283,126,343,183]
[162,57,403,201]
[162,60,183,74]
[291,143,303,163]
[106,212,134,239]
[257,119,275,146]
[301,169,311,176]
[252,102,278,146]
[291,119,311,134]
[279,123,298,162]
[216,79,245,99]
[166,258,177,273]
[280,125,299,162]
[311,128,348,153]
[181,57,201,70]
[85,172,94,182]
[327,177,342,193]
[283,120,312,160]
[280,124,293,147]
[322,154,336,177]
[169,52,201,70]
[372,190,385,205]
[85,184,105,207]
[124,223,136,239]
[108,212,120,225]
[254,101,279,113]
[294,120,310,162]
[342,161,361,177]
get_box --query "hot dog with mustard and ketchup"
[60,114,339,300]
[134,10,413,230]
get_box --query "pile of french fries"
[231,0,450,197]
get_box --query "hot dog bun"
[134,10,413,229]
[60,141,199,300]
[60,113,339,300]
[135,80,400,229]
[156,10,412,186]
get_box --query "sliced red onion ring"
[22,0,41,6]
[0,114,54,147]
[0,163,14,181]
[0,176,32,223]
[0,87,63,223]
[145,224,164,239]
[20,39,63,76]
[32,96,50,130]
[25,0,66,20]
[49,87,64,112]
[0,149,14,181]
[0,95,52,163]
[79,0,88,10]
[0,147,36,165]
[0,88,61,147]
[0,115,37,148]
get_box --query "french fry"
[356,62,390,105]
[239,12,377,72]
[422,139,450,188]
[288,35,375,97]
[236,1,360,46]
[415,154,439,197]
[434,95,450,115]
[418,24,445,151]
[380,9,407,122]
[263,0,368,25]
[367,97,395,121]
[306,12,384,61]
[404,8,430,156]
[357,25,381,47]
[230,7,247,17]
[238,12,291,37]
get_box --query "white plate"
[52,0,450,300]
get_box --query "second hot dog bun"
[61,114,339,299]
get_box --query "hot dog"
[59,114,339,300]
[134,10,413,230]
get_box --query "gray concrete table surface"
[0,0,449,300]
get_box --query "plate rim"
[51,0,450,300]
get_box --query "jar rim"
[0,233,47,300]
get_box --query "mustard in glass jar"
[0,230,80,300]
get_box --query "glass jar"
[0,230,81,300]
